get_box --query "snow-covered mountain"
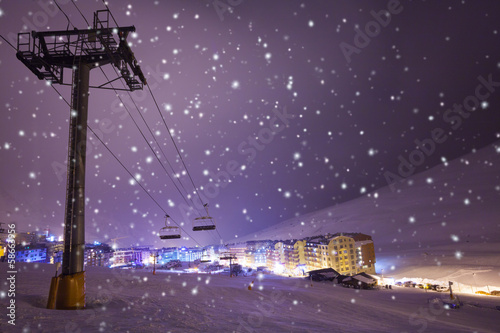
[236,141,500,288]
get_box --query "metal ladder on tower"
[63,37,83,252]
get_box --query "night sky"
[1,0,500,248]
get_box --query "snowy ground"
[1,262,499,332]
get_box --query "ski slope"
[235,142,500,291]
[1,262,499,332]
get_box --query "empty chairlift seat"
[159,226,181,239]
[193,216,216,231]
[159,214,181,239]
[192,204,216,231]
[200,253,211,263]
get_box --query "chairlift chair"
[219,252,236,261]
[159,214,181,239]
[193,204,216,231]
[200,253,211,263]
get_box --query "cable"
[0,34,16,50]
[51,85,71,106]
[51,80,205,247]
[3,23,206,247]
[54,0,73,30]
[100,0,119,27]
[148,85,224,243]
[71,0,203,216]
[54,3,220,245]
[71,0,91,27]
[53,3,202,234]
[147,85,206,213]
[95,2,223,243]
[87,126,202,246]
[122,91,202,211]
[99,70,197,209]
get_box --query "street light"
[150,251,159,275]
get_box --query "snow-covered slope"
[236,142,500,288]
[1,262,499,332]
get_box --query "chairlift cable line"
[87,125,203,247]
[121,89,204,215]
[54,0,73,30]
[70,0,91,27]
[47,60,206,248]
[96,0,210,217]
[57,3,209,234]
[98,68,201,212]
[4,25,216,246]
[98,2,223,242]
[100,0,120,27]
[147,84,207,212]
[0,34,16,50]
[71,0,208,222]
[1,9,208,248]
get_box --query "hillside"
[236,142,500,288]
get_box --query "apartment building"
[15,244,47,263]
[328,235,357,276]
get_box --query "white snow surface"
[1,262,500,332]
[235,142,500,290]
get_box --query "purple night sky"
[1,0,500,248]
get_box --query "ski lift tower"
[16,10,146,310]
[220,251,238,277]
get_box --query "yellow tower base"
[51,271,86,310]
[46,276,60,309]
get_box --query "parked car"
[404,281,416,288]
[435,285,449,292]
